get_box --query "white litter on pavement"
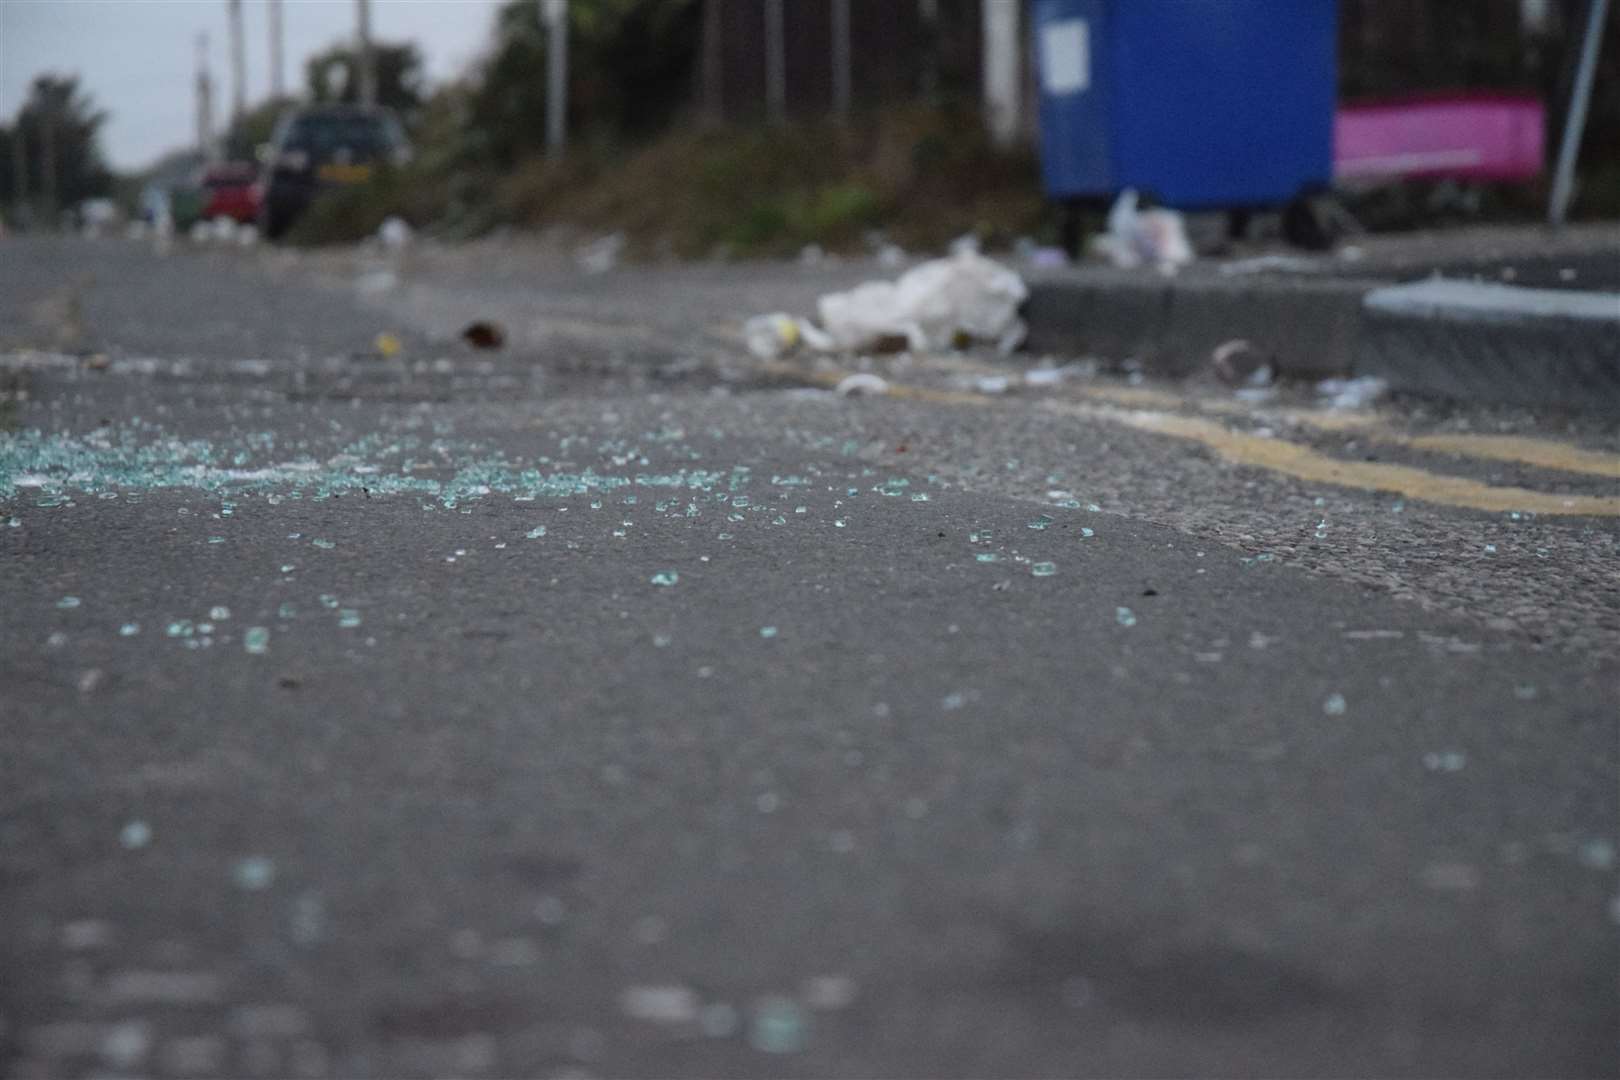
[575,232,625,275]
[1219,254,1322,276]
[1317,375,1390,410]
[620,984,700,1024]
[816,249,1028,354]
[742,250,1027,361]
[1092,189,1194,274]
[377,216,412,251]
[744,313,801,360]
[834,373,890,397]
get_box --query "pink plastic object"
[1335,94,1545,183]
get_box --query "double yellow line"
[764,362,1620,517]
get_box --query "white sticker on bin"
[1041,19,1090,95]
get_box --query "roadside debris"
[1212,339,1277,401]
[834,373,890,397]
[744,250,1027,361]
[1317,375,1389,410]
[1014,236,1069,269]
[377,216,412,251]
[355,266,399,295]
[576,232,626,275]
[744,313,803,360]
[1093,189,1194,274]
[1210,339,1270,386]
[621,985,700,1025]
[1219,254,1322,276]
[817,249,1028,354]
[460,320,507,350]
[1024,359,1098,387]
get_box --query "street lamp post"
[228,0,247,122]
[542,0,568,158]
[269,0,285,100]
[765,0,786,124]
[1548,0,1610,225]
[357,0,377,107]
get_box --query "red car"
[199,162,260,224]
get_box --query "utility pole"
[1549,0,1610,224]
[357,0,377,107]
[227,0,247,122]
[40,95,56,227]
[268,0,285,100]
[982,0,1021,146]
[543,0,568,157]
[919,0,941,101]
[700,0,723,126]
[10,108,27,224]
[197,33,218,162]
[831,0,852,119]
[764,0,786,124]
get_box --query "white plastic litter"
[377,216,412,251]
[1094,189,1194,273]
[875,243,907,269]
[355,266,399,295]
[743,313,802,360]
[796,319,835,352]
[1317,375,1390,410]
[816,250,1029,354]
[1219,254,1320,276]
[576,232,625,275]
[1026,358,1099,387]
[834,373,890,397]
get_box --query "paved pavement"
[2,235,1618,1078]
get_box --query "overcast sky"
[1,0,510,170]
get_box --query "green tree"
[1,75,114,223]
[222,96,297,162]
[467,0,700,166]
[306,41,427,119]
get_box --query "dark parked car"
[256,105,409,239]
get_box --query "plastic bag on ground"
[1317,375,1390,410]
[1093,189,1194,274]
[378,216,412,251]
[816,250,1028,354]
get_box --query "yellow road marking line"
[1400,433,1620,480]
[1069,384,1619,482]
[760,361,1619,515]
[1044,403,1620,517]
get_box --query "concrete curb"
[1358,279,1620,412]
[1023,266,1620,412]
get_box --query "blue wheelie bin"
[1033,0,1337,216]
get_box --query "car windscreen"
[282,116,393,162]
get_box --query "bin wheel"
[1060,202,1085,260]
[1226,209,1253,242]
[1283,194,1359,251]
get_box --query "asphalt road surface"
[3,235,1617,1078]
